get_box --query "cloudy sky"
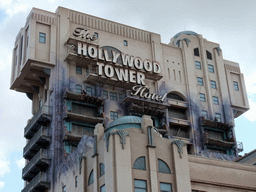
[0,0,256,191]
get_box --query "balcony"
[204,132,236,148]
[66,112,104,124]
[22,172,50,192]
[64,127,94,142]
[167,98,188,109]
[169,117,190,127]
[24,105,51,139]
[22,149,50,181]
[23,127,50,160]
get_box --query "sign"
[76,42,161,86]
[131,85,167,102]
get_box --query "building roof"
[105,116,142,132]
[173,30,199,38]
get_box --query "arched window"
[133,156,146,170]
[88,170,94,186]
[167,92,185,101]
[158,159,171,174]
[206,50,212,60]
[100,163,105,177]
[194,48,199,56]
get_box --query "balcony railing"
[24,105,51,139]
[169,117,190,127]
[22,149,50,181]
[22,172,50,192]
[237,141,243,153]
[23,127,50,160]
[167,99,188,109]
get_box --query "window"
[110,92,117,101]
[195,61,201,69]
[206,50,212,60]
[86,86,92,95]
[100,185,106,192]
[76,66,82,74]
[62,185,66,192]
[158,159,171,174]
[199,93,206,102]
[76,84,82,93]
[119,93,123,100]
[88,170,94,186]
[160,183,172,192]
[134,180,147,192]
[208,64,214,73]
[194,48,199,56]
[110,111,118,120]
[100,163,105,177]
[215,113,221,122]
[201,110,208,119]
[133,156,146,170]
[213,96,219,105]
[210,80,217,89]
[39,32,46,43]
[103,90,108,99]
[197,77,203,86]
[75,176,78,187]
[124,40,128,46]
[233,81,239,91]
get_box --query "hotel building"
[10,7,256,192]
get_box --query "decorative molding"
[172,140,186,158]
[103,130,130,151]
[214,47,222,56]
[176,38,191,47]
[69,11,151,43]
[116,130,130,149]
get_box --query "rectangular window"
[110,92,117,101]
[134,179,147,192]
[76,66,82,74]
[160,182,172,192]
[124,40,128,46]
[233,81,239,91]
[201,110,208,119]
[76,84,82,94]
[103,90,108,99]
[199,93,206,102]
[100,185,105,192]
[215,113,221,122]
[197,77,203,86]
[110,111,118,120]
[195,61,201,69]
[86,87,92,95]
[208,64,214,73]
[39,32,46,43]
[119,93,123,100]
[213,96,219,105]
[210,80,217,89]
[75,176,78,187]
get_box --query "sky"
[0,0,256,191]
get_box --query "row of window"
[199,93,219,105]
[194,48,212,60]
[135,179,172,192]
[201,110,221,122]
[195,61,214,73]
[197,77,217,89]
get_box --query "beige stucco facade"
[10,6,254,192]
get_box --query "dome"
[173,30,199,39]
[105,116,142,132]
